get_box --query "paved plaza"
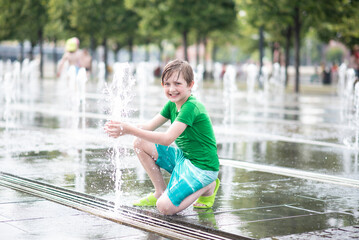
[0,78,359,239]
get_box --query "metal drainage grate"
[0,172,253,240]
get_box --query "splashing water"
[136,62,148,121]
[223,65,236,129]
[354,83,359,149]
[192,64,204,101]
[3,72,15,132]
[341,68,359,148]
[246,63,258,101]
[213,62,223,88]
[97,62,106,91]
[104,62,136,211]
[77,68,88,132]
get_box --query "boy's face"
[163,71,194,107]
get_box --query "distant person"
[273,42,285,66]
[79,48,92,74]
[350,44,359,78]
[57,37,81,78]
[322,65,332,85]
[104,59,220,215]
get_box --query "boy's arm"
[105,113,186,145]
[139,114,168,131]
[128,120,187,146]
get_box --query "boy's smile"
[163,72,193,110]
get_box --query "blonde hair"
[161,59,194,86]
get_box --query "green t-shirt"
[160,95,219,171]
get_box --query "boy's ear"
[189,80,195,88]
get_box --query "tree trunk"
[145,40,150,62]
[271,42,275,63]
[30,41,35,61]
[113,42,120,62]
[115,49,120,63]
[19,41,24,63]
[90,37,96,61]
[38,30,44,79]
[182,31,188,61]
[203,37,208,79]
[128,38,134,62]
[294,6,301,93]
[285,26,292,86]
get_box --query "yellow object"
[193,178,220,208]
[65,38,78,52]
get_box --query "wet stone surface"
[0,186,169,240]
[1,80,359,239]
[2,146,359,239]
[261,225,359,239]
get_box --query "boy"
[104,59,220,215]
[57,37,81,77]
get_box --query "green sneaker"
[193,178,220,209]
[133,193,157,207]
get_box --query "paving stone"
[0,186,168,240]
[1,81,359,239]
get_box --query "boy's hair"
[161,59,194,86]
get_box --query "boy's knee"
[156,196,177,215]
[133,137,143,151]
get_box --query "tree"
[0,0,48,78]
[70,0,130,77]
[19,0,48,78]
[120,8,141,62]
[125,0,170,62]
[163,0,196,61]
[238,0,344,93]
[315,1,359,49]
[238,0,289,86]
[128,0,237,70]
[192,0,237,75]
[0,0,25,61]
[45,0,73,76]
[0,0,23,40]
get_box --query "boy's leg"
[133,137,166,199]
[156,180,217,215]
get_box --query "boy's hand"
[104,120,129,138]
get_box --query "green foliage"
[45,0,73,40]
[298,0,359,50]
[21,0,48,44]
[0,0,23,40]
[326,46,344,64]
[2,0,359,68]
[70,0,123,43]
[0,0,48,42]
[125,0,171,46]
[126,0,237,61]
[303,29,322,64]
[193,0,237,35]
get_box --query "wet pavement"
[1,78,359,239]
[0,185,168,239]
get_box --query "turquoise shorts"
[155,144,218,207]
